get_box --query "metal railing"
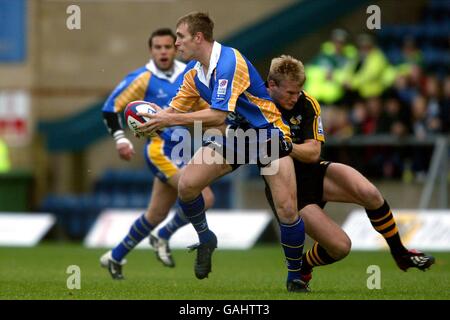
[418,136,448,209]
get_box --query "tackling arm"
[290,139,322,163]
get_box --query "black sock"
[366,200,407,256]
[300,242,339,274]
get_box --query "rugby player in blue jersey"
[138,13,308,292]
[100,28,214,279]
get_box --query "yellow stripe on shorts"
[147,136,179,180]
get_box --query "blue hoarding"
[0,0,26,62]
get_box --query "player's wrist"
[280,139,293,156]
[113,130,125,141]
[116,137,132,146]
[113,131,132,146]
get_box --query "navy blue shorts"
[202,126,292,171]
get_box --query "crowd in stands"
[306,30,448,138]
[304,17,449,180]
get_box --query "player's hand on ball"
[124,100,160,138]
[137,105,171,136]
[147,103,162,113]
[116,137,135,161]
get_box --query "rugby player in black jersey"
[264,55,435,289]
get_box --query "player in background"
[264,55,435,289]
[100,28,214,279]
[138,12,308,292]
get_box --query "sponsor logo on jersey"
[317,116,324,135]
[156,88,168,99]
[290,115,302,125]
[217,79,228,97]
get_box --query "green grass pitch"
[0,243,449,300]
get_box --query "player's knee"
[329,237,352,260]
[276,201,298,224]
[338,237,352,259]
[178,176,201,202]
[358,184,383,208]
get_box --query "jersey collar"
[195,41,222,88]
[145,59,186,83]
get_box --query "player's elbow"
[313,148,321,162]
[310,148,321,163]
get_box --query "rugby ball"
[124,100,157,137]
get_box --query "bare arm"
[165,108,228,127]
[290,139,322,163]
[138,106,228,134]
[167,105,227,133]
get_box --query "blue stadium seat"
[386,47,403,65]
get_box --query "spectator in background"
[410,95,435,180]
[411,95,433,138]
[350,100,368,135]
[343,33,394,102]
[424,75,444,132]
[364,97,383,134]
[304,26,447,181]
[378,95,409,178]
[324,107,353,138]
[409,64,427,93]
[306,29,357,144]
[305,28,357,105]
[392,71,420,107]
[0,138,10,173]
[397,36,424,73]
[362,97,390,177]
[441,76,450,133]
[378,94,409,136]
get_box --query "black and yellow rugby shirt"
[278,91,325,145]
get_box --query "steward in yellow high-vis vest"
[0,138,11,172]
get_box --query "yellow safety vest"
[0,139,11,172]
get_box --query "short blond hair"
[176,12,214,42]
[268,55,306,87]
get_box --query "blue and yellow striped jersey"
[170,42,290,140]
[103,59,187,113]
[102,59,188,140]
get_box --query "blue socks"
[158,207,189,240]
[279,217,305,282]
[178,195,215,244]
[112,214,154,262]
